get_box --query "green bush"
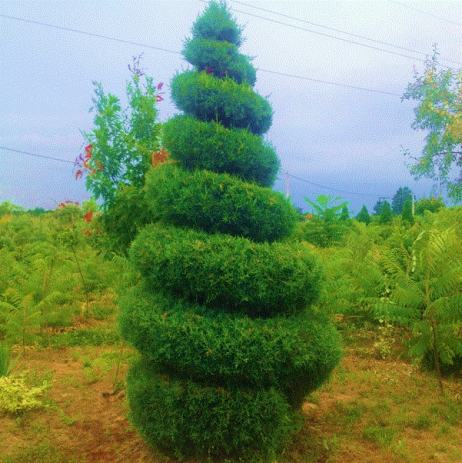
[144,164,297,242]
[101,185,153,253]
[163,115,278,186]
[293,219,350,248]
[0,376,48,414]
[127,359,297,462]
[130,223,322,316]
[120,287,341,404]
[171,70,272,135]
[191,0,243,46]
[184,38,256,85]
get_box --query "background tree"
[392,186,413,214]
[356,205,371,224]
[379,200,393,224]
[79,56,163,252]
[80,56,163,208]
[402,198,415,225]
[415,197,445,215]
[119,2,341,461]
[373,198,386,215]
[403,50,462,201]
[340,204,350,221]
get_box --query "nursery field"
[0,205,461,463]
[1,320,461,463]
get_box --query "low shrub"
[171,71,272,135]
[127,359,298,462]
[0,376,48,414]
[162,115,279,186]
[145,164,297,242]
[183,38,256,85]
[130,223,322,316]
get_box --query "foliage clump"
[0,376,48,414]
[120,2,341,461]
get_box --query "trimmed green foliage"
[171,71,272,135]
[191,0,243,46]
[127,359,297,462]
[120,287,341,405]
[130,223,321,316]
[184,38,256,85]
[144,164,297,242]
[163,115,279,186]
[123,2,341,460]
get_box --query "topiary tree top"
[120,2,341,461]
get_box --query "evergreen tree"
[356,205,371,224]
[119,2,341,461]
[392,186,412,214]
[379,200,393,224]
[373,198,386,215]
[340,204,350,221]
[402,197,415,225]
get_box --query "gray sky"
[1,0,462,212]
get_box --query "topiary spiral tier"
[120,2,341,461]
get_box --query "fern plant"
[375,227,462,389]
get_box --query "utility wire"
[231,0,462,66]
[0,146,75,165]
[205,1,430,63]
[284,172,392,198]
[2,144,392,198]
[0,13,401,97]
[0,13,182,55]
[388,0,462,28]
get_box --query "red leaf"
[75,170,83,180]
[83,211,94,223]
[156,95,164,102]
[157,82,164,90]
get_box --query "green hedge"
[163,115,278,186]
[171,71,272,135]
[191,0,243,46]
[184,38,256,85]
[120,287,342,405]
[130,224,322,316]
[127,359,297,462]
[144,164,297,242]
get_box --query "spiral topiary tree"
[120,2,342,461]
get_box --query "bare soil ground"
[1,329,461,463]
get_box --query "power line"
[258,68,400,96]
[0,146,75,165]
[231,0,462,66]
[2,144,392,199]
[388,0,462,28]
[0,12,402,97]
[0,13,182,56]
[213,2,430,63]
[284,172,391,198]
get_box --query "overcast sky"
[1,0,462,212]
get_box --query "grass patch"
[40,329,120,348]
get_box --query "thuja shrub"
[130,223,321,316]
[120,286,342,404]
[183,38,256,85]
[144,163,297,242]
[122,2,341,460]
[163,115,279,186]
[127,360,295,462]
[171,70,272,135]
